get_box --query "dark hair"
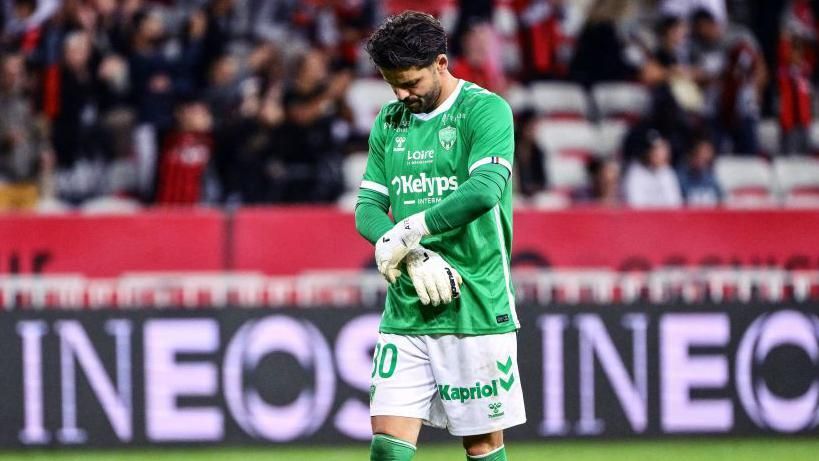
[655,14,682,37]
[365,11,447,70]
[686,130,713,154]
[635,128,663,159]
[690,8,716,25]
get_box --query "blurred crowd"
[0,0,816,212]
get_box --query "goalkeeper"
[355,11,525,461]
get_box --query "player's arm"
[375,94,514,261]
[354,107,394,245]
[426,94,514,231]
[423,163,509,233]
[355,190,394,245]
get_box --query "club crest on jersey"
[438,126,457,150]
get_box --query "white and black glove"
[375,212,429,283]
[405,247,463,306]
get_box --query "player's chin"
[403,101,424,113]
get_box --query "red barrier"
[232,207,372,274]
[514,209,819,270]
[2,207,817,277]
[0,209,225,276]
[233,208,819,273]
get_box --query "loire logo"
[391,173,458,197]
[438,126,457,150]
[406,149,434,166]
[393,136,406,152]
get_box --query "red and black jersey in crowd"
[778,66,812,132]
[513,0,571,80]
[451,58,506,93]
[155,132,212,205]
[718,39,764,126]
[777,38,814,132]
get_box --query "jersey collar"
[411,79,464,121]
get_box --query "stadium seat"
[346,78,396,135]
[528,190,571,209]
[342,151,369,192]
[810,120,819,154]
[337,152,369,211]
[714,157,775,207]
[773,156,819,208]
[81,196,142,214]
[591,82,650,122]
[757,118,780,156]
[502,83,530,113]
[597,120,628,158]
[533,119,599,159]
[529,82,589,119]
[547,155,589,194]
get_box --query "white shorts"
[369,331,526,436]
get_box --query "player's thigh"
[370,333,440,434]
[371,415,423,445]
[427,332,526,436]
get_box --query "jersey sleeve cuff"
[360,180,389,196]
[468,157,513,175]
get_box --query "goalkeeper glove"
[375,212,428,283]
[405,247,463,306]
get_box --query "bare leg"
[462,430,504,457]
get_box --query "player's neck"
[430,72,459,112]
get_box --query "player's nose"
[394,88,410,100]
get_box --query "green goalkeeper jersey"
[360,79,518,335]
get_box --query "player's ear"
[434,54,448,73]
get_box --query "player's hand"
[375,212,428,283]
[405,247,463,306]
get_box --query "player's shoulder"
[458,81,512,114]
[457,80,512,124]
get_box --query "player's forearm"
[355,191,395,245]
[424,164,509,234]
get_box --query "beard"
[402,75,442,114]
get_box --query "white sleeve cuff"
[360,180,389,195]
[468,156,513,175]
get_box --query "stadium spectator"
[1,0,59,53]
[777,0,816,154]
[450,0,493,57]
[622,83,695,167]
[623,128,682,208]
[677,135,722,206]
[450,20,507,93]
[154,98,215,205]
[214,74,286,205]
[0,52,49,210]
[0,0,813,210]
[51,30,109,203]
[690,8,767,154]
[514,0,573,81]
[659,0,727,25]
[574,158,624,207]
[275,47,350,203]
[655,15,691,71]
[569,0,644,87]
[652,14,706,114]
[513,109,547,197]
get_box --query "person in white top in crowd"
[659,0,726,24]
[623,129,683,208]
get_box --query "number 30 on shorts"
[372,342,398,379]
